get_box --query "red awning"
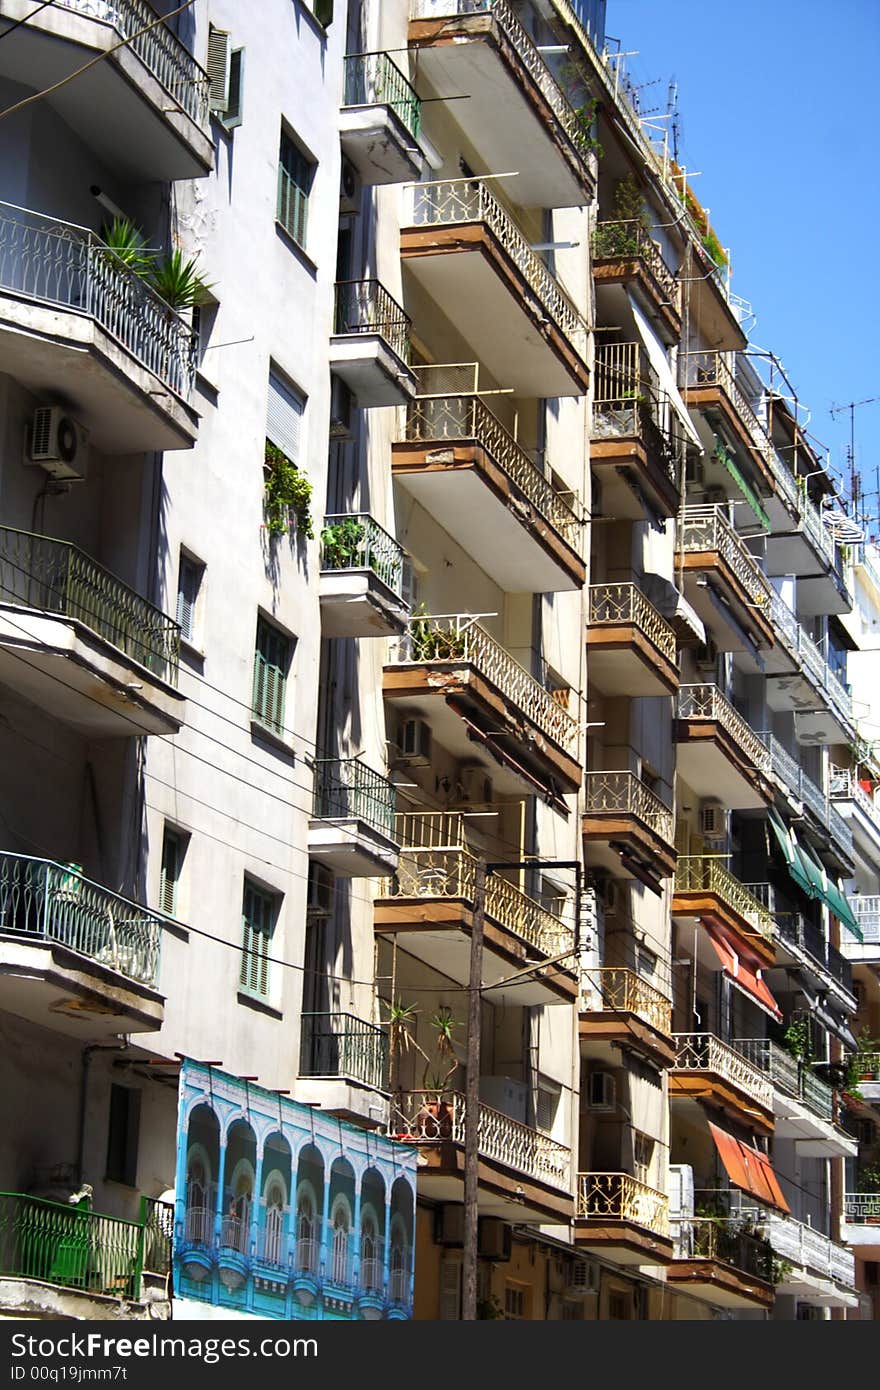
[709,1121,790,1214]
[703,924,782,1022]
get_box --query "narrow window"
[176,551,204,646]
[159,825,185,918]
[277,130,315,249]
[252,616,292,736]
[240,879,276,998]
[106,1084,141,1187]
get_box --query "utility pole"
[461,855,485,1321]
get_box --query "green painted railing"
[299,1012,388,1091]
[312,758,397,840]
[343,52,421,140]
[0,1192,144,1300]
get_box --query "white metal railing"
[672,1033,774,1110]
[674,856,774,942]
[576,1173,669,1237]
[831,767,880,839]
[580,966,672,1036]
[683,352,774,472]
[852,897,880,944]
[844,1192,880,1223]
[676,505,772,615]
[394,613,580,755]
[588,582,677,664]
[359,1256,384,1293]
[405,178,584,347]
[769,589,800,657]
[762,734,854,858]
[677,684,771,774]
[763,1212,855,1287]
[392,1090,571,1190]
[583,771,674,845]
[734,1038,834,1121]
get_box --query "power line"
[0,0,55,45]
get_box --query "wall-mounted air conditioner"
[26,407,89,481]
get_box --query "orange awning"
[709,1121,790,1214]
[703,924,782,1022]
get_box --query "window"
[535,1077,561,1134]
[312,0,333,25]
[331,1199,351,1285]
[252,616,292,736]
[240,879,277,998]
[277,130,315,249]
[608,1289,630,1320]
[267,368,305,466]
[105,1084,141,1187]
[159,825,186,918]
[176,551,204,647]
[504,1282,528,1319]
[207,27,244,127]
[633,1131,655,1186]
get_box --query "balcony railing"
[762,1211,855,1286]
[683,352,772,467]
[675,857,774,943]
[831,766,880,838]
[312,758,397,840]
[852,896,880,944]
[576,1172,669,1236]
[55,0,210,127]
[761,735,854,859]
[0,201,196,397]
[0,1191,145,1300]
[334,279,411,364]
[844,1192,880,1222]
[746,880,856,994]
[392,1089,570,1189]
[320,513,407,603]
[676,505,772,615]
[580,966,672,1036]
[677,684,771,774]
[343,51,421,139]
[672,1216,774,1281]
[140,1196,173,1278]
[408,178,583,348]
[591,221,678,306]
[0,852,162,987]
[584,771,674,846]
[382,847,573,959]
[402,391,581,544]
[734,1038,834,1121]
[672,1033,774,1110]
[0,524,180,685]
[394,613,580,756]
[588,582,677,664]
[299,1012,388,1091]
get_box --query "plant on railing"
[99,219,214,310]
[695,1195,731,1221]
[571,96,603,158]
[100,217,155,275]
[855,1026,880,1080]
[782,1017,814,1065]
[409,604,466,661]
[321,518,366,570]
[857,1163,880,1195]
[595,174,651,256]
[771,1256,794,1286]
[477,1292,505,1320]
[264,440,314,539]
[422,1008,460,1090]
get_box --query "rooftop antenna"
[667,78,680,163]
[830,396,879,529]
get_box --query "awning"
[713,437,771,530]
[825,877,862,941]
[703,924,782,1022]
[767,807,814,898]
[627,292,704,451]
[793,974,860,1050]
[709,1122,790,1214]
[796,839,862,939]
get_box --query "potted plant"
[264,440,314,539]
[320,518,366,571]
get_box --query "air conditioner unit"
[329,375,354,440]
[588,1070,616,1111]
[477,1217,511,1262]
[695,638,718,674]
[454,763,492,805]
[435,1203,464,1247]
[340,155,362,214]
[667,1163,694,1222]
[398,717,432,766]
[26,407,88,481]
[699,800,726,840]
[565,1258,599,1296]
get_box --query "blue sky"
[605,0,880,535]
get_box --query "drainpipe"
[76,1039,129,1186]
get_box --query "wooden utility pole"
[461,855,485,1320]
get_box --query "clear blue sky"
[605,0,880,534]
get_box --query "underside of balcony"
[674,722,772,812]
[668,1070,775,1138]
[0,934,164,1038]
[665,1255,774,1310]
[579,1011,676,1071]
[589,430,681,521]
[582,776,677,896]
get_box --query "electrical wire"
[0,0,55,44]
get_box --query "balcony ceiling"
[675,734,768,811]
[0,936,164,1038]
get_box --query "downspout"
[77,1039,129,1185]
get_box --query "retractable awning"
[627,292,704,451]
[709,1121,790,1214]
[703,923,782,1022]
[767,806,813,898]
[797,838,862,941]
[713,437,771,531]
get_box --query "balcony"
[0,202,198,451]
[764,615,856,748]
[579,967,675,1069]
[391,1088,572,1223]
[667,1217,775,1310]
[764,466,853,617]
[330,279,416,407]
[675,685,772,810]
[394,389,584,593]
[582,771,676,893]
[760,737,853,869]
[675,506,774,656]
[308,758,399,877]
[761,1211,857,1307]
[340,52,422,185]
[0,525,184,737]
[670,1033,775,1133]
[590,343,683,519]
[575,1173,673,1264]
[408,0,594,208]
[0,852,164,1037]
[842,1193,880,1256]
[830,768,880,872]
[681,352,775,496]
[673,857,775,966]
[586,583,678,696]
[319,514,409,639]
[0,0,212,181]
[375,833,576,1007]
[591,221,680,343]
[847,897,880,964]
[297,1012,388,1129]
[734,1039,855,1159]
[401,179,588,399]
[383,614,582,805]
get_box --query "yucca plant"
[99,217,155,275]
[148,248,215,312]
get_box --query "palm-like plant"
[148,248,215,311]
[100,217,154,275]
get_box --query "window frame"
[240,877,278,1001]
[159,824,187,920]
[277,127,315,251]
[252,614,293,738]
[176,549,205,650]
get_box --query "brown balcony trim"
[411,1142,573,1225]
[573,1218,674,1264]
[582,813,677,892]
[578,1012,677,1069]
[665,1258,774,1309]
[408,15,594,203]
[589,434,680,519]
[592,257,681,343]
[674,718,774,807]
[682,382,775,495]
[586,621,679,695]
[677,550,776,650]
[391,439,585,588]
[400,222,589,395]
[670,891,776,969]
[668,1068,775,1136]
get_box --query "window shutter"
[439,1259,461,1320]
[160,829,180,917]
[176,555,200,642]
[224,48,244,127]
[206,26,231,113]
[266,370,304,465]
[253,618,290,734]
[314,0,333,26]
[241,882,273,997]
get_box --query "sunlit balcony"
[762,1210,857,1307]
[734,1039,856,1159]
[579,967,675,1069]
[673,857,776,967]
[319,513,409,639]
[395,387,584,592]
[590,343,684,519]
[675,685,772,810]
[390,1088,572,1224]
[408,0,594,208]
[401,178,588,399]
[682,352,776,496]
[760,738,853,869]
[591,221,680,343]
[0,202,198,451]
[830,768,880,867]
[668,1216,775,1310]
[675,505,774,655]
[0,524,184,737]
[846,896,880,964]
[297,1012,389,1129]
[764,460,853,617]
[586,583,678,695]
[842,1193,880,1257]
[0,851,165,1038]
[330,279,416,406]
[0,0,213,181]
[670,1033,775,1134]
[575,1173,673,1263]
[340,52,423,185]
[308,757,399,877]
[765,609,856,747]
[582,771,676,893]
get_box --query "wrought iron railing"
[677,684,771,774]
[761,735,854,859]
[0,524,180,684]
[0,201,197,397]
[844,1192,880,1222]
[342,52,421,139]
[672,1033,774,1109]
[334,279,411,364]
[391,1090,570,1189]
[769,589,800,658]
[407,178,584,347]
[830,766,880,841]
[734,1039,834,1122]
[583,771,674,846]
[140,1195,173,1277]
[591,220,678,305]
[381,847,574,959]
[54,0,210,127]
[674,855,774,942]
[299,1012,388,1091]
[394,613,580,755]
[0,851,162,987]
[576,1172,669,1235]
[360,1255,384,1292]
[393,810,470,850]
[852,897,880,944]
[320,513,407,602]
[672,1215,774,1281]
[683,352,773,468]
[580,966,672,1035]
[402,392,582,543]
[312,758,397,840]
[761,1211,855,1286]
[676,506,772,614]
[588,582,677,663]
[592,341,683,488]
[0,1192,145,1300]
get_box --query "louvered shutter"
[439,1259,461,1320]
[241,882,273,997]
[253,618,290,734]
[160,829,180,917]
[266,369,304,465]
[206,26,231,113]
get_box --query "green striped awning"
[713,438,771,530]
[767,807,813,898]
[796,836,863,940]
